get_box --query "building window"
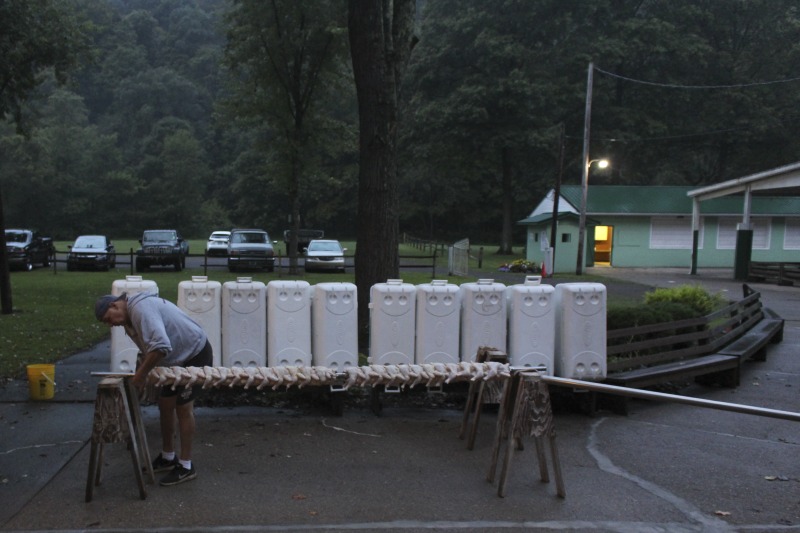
[650,217,703,249]
[784,218,800,250]
[717,217,771,250]
[561,233,571,243]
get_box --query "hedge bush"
[643,284,726,316]
[607,285,726,331]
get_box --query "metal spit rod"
[540,374,800,423]
[90,368,800,423]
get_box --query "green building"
[519,185,800,274]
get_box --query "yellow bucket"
[26,364,56,400]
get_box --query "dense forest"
[4,0,800,245]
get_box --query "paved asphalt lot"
[0,267,798,532]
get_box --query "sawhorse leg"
[460,348,508,449]
[124,378,154,484]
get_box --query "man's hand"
[132,350,164,390]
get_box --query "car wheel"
[24,261,33,272]
[67,262,75,272]
[135,259,146,273]
[42,256,50,267]
[174,258,182,272]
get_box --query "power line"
[594,65,800,90]
[566,125,745,143]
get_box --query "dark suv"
[227,229,275,272]
[5,229,54,271]
[135,229,189,272]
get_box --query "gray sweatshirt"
[123,291,207,366]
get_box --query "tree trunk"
[0,182,12,314]
[497,146,514,255]
[348,0,417,349]
[288,127,302,275]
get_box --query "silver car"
[304,239,346,272]
[206,230,231,256]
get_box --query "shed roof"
[516,211,600,226]
[557,185,800,216]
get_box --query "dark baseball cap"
[95,293,125,321]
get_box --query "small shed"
[519,184,800,274]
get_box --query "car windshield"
[232,232,267,244]
[74,236,106,248]
[309,241,342,252]
[210,233,229,241]
[5,231,26,243]
[144,231,175,242]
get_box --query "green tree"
[0,0,88,314]
[0,88,131,237]
[401,0,587,249]
[589,0,800,185]
[148,129,210,234]
[224,0,350,273]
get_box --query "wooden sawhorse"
[459,347,508,450]
[85,377,154,502]
[486,370,565,498]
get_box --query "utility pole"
[576,62,594,275]
[549,123,566,276]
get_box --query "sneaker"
[149,453,178,473]
[159,464,197,486]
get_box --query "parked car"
[304,239,347,272]
[227,229,275,272]
[206,230,231,256]
[67,235,116,271]
[5,229,54,271]
[135,229,189,272]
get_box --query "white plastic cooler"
[222,277,266,368]
[110,276,159,372]
[554,282,607,380]
[178,276,222,366]
[460,279,507,362]
[311,282,358,369]
[267,280,311,367]
[507,276,555,371]
[369,279,416,365]
[415,280,461,364]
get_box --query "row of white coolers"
[109,275,607,381]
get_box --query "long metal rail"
[541,375,800,422]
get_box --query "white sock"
[179,459,192,470]
[162,451,175,461]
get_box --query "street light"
[575,157,609,275]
